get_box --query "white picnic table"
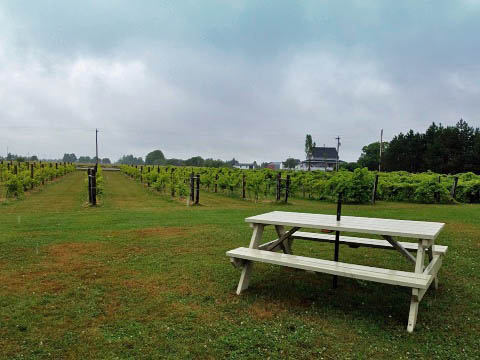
[226,211,447,332]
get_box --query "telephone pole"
[379,129,383,172]
[95,129,99,169]
[335,136,341,171]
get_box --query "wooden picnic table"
[226,211,447,332]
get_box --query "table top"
[245,211,445,240]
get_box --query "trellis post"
[372,174,379,204]
[285,174,290,203]
[195,174,200,204]
[333,192,343,288]
[30,164,34,189]
[242,174,246,199]
[276,172,281,201]
[451,176,458,199]
[190,172,195,202]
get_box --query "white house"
[234,163,257,170]
[298,147,344,171]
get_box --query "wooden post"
[276,172,281,201]
[140,166,143,183]
[333,192,343,288]
[30,164,34,189]
[435,176,441,203]
[451,176,458,200]
[215,174,218,193]
[372,174,379,204]
[190,172,194,202]
[195,174,200,204]
[157,166,160,173]
[242,174,246,199]
[13,165,17,175]
[92,168,97,206]
[87,169,93,204]
[171,168,175,197]
[285,174,290,203]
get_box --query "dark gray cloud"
[1,1,479,162]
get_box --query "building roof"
[312,147,338,160]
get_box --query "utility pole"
[95,128,99,170]
[379,129,383,172]
[335,136,341,171]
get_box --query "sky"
[1,1,479,163]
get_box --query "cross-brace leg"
[407,239,426,332]
[236,224,264,295]
[427,243,439,289]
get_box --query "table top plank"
[245,211,444,240]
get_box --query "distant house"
[266,162,283,170]
[299,147,343,171]
[234,163,257,170]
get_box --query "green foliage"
[145,150,166,165]
[6,176,24,198]
[118,164,480,204]
[283,158,300,170]
[0,161,75,199]
[382,119,480,173]
[414,178,451,204]
[357,142,388,171]
[304,134,315,170]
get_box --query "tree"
[357,142,388,171]
[145,150,166,165]
[305,134,316,171]
[185,156,204,167]
[62,153,77,163]
[30,155,39,161]
[78,156,92,163]
[204,158,225,168]
[166,158,184,166]
[341,162,361,171]
[101,158,111,164]
[283,158,300,169]
[226,158,239,167]
[117,155,144,165]
[379,119,480,174]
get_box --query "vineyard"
[120,165,480,204]
[0,161,76,200]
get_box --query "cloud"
[1,1,479,163]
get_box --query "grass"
[0,171,479,359]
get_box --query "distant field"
[0,171,479,359]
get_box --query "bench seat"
[291,231,448,255]
[227,247,431,289]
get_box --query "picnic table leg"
[427,243,439,290]
[407,240,426,333]
[275,225,293,254]
[236,224,264,295]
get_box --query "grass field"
[1,171,479,359]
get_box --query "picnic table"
[226,211,447,332]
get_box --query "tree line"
[117,150,243,168]
[355,119,480,174]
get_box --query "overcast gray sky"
[1,1,479,162]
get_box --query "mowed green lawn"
[1,171,479,359]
